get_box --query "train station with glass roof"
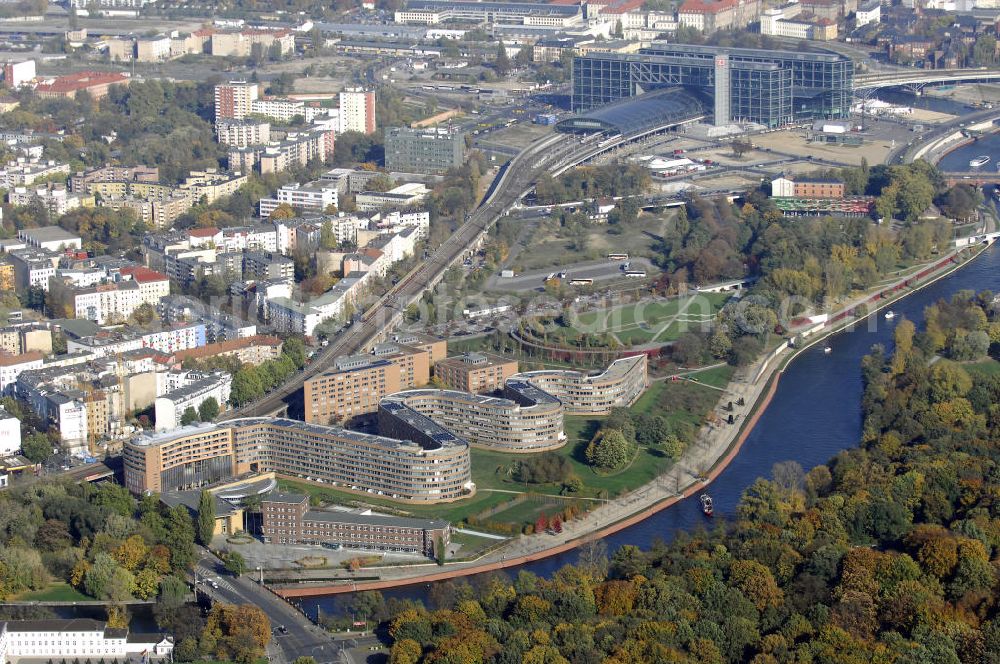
[555,87,709,135]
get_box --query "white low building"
[0,404,21,456]
[259,180,339,218]
[0,619,174,664]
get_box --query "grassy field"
[957,358,1000,375]
[16,582,90,602]
[562,292,730,346]
[450,531,502,559]
[511,212,676,272]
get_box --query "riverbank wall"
[272,244,989,599]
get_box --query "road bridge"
[944,171,1000,186]
[855,68,1000,91]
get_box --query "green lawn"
[488,500,557,528]
[450,531,502,558]
[963,358,1000,375]
[687,364,736,388]
[17,582,91,602]
[562,292,730,346]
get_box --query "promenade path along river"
[296,243,1000,617]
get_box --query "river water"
[937,132,1000,173]
[298,215,1000,620]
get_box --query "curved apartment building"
[379,379,564,453]
[513,355,648,415]
[124,417,472,503]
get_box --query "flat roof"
[303,508,447,530]
[19,226,81,242]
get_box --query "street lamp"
[257,566,263,584]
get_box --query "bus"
[624,270,647,279]
[569,278,594,286]
[607,253,629,261]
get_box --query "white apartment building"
[373,209,430,240]
[9,248,59,292]
[268,272,369,337]
[67,322,207,359]
[2,60,35,89]
[250,97,334,123]
[216,119,271,147]
[70,281,146,325]
[0,353,44,394]
[154,370,232,431]
[121,265,171,302]
[8,185,85,217]
[0,404,21,456]
[0,619,174,663]
[0,159,70,189]
[259,180,339,217]
[856,0,880,26]
[338,88,376,135]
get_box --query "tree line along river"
[300,243,1000,617]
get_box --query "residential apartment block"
[216,119,271,147]
[433,352,518,394]
[304,342,433,424]
[8,184,91,217]
[214,80,259,122]
[259,180,339,218]
[154,369,232,431]
[338,88,376,135]
[123,417,473,502]
[512,355,648,416]
[384,127,465,174]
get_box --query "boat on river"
[970,155,991,168]
[700,494,714,517]
[823,346,832,354]
[884,310,896,320]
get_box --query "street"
[193,552,347,664]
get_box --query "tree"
[586,429,633,470]
[22,433,52,463]
[180,407,199,426]
[269,203,295,220]
[435,536,445,566]
[731,139,753,158]
[196,490,215,546]
[494,41,512,76]
[224,551,246,577]
[534,514,548,534]
[197,397,220,422]
[114,535,148,572]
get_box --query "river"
[937,132,1000,173]
[299,244,1000,618]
